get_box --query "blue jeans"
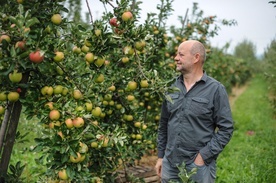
[161,156,216,183]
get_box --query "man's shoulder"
[205,75,228,94]
[206,75,222,85]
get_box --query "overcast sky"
[82,0,276,56]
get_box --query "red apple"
[65,118,73,128]
[0,35,11,44]
[73,117,84,128]
[16,88,22,93]
[49,109,60,121]
[109,18,118,27]
[114,28,124,35]
[29,51,44,63]
[15,41,26,50]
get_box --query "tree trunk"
[0,72,29,182]
[0,100,22,175]
[0,103,13,154]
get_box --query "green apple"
[94,74,104,83]
[92,107,102,117]
[73,46,81,54]
[94,57,105,67]
[51,14,62,25]
[85,102,93,111]
[0,106,5,115]
[85,52,94,63]
[7,92,19,102]
[73,90,83,100]
[53,85,63,94]
[140,80,149,88]
[9,70,22,83]
[58,169,68,180]
[127,81,137,91]
[91,142,98,148]
[53,51,64,62]
[122,11,133,22]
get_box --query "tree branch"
[85,0,93,24]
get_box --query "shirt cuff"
[157,150,165,158]
[199,147,213,165]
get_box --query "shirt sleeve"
[199,84,234,165]
[157,101,170,158]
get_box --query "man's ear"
[194,53,200,63]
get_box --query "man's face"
[174,42,194,73]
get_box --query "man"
[155,40,234,183]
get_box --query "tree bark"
[0,72,29,181]
[0,100,22,175]
[0,102,13,155]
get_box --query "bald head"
[181,40,206,64]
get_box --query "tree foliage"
[263,39,276,115]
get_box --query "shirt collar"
[177,71,207,83]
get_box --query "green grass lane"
[216,75,276,182]
[9,115,46,182]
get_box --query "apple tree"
[0,0,176,182]
[0,0,250,182]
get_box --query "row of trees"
[263,39,276,115]
[0,0,257,182]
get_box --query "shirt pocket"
[166,93,181,113]
[189,97,210,115]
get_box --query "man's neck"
[183,70,203,91]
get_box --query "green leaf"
[25,17,40,28]
[61,7,69,13]
[61,155,68,163]
[24,9,30,19]
[10,46,16,57]
[77,24,86,32]
[0,65,14,76]
[8,16,22,29]
[165,94,173,104]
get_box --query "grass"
[9,115,45,182]
[216,75,276,182]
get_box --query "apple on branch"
[29,50,44,63]
[109,18,118,27]
[122,11,133,22]
[51,14,62,25]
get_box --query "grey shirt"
[157,72,234,166]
